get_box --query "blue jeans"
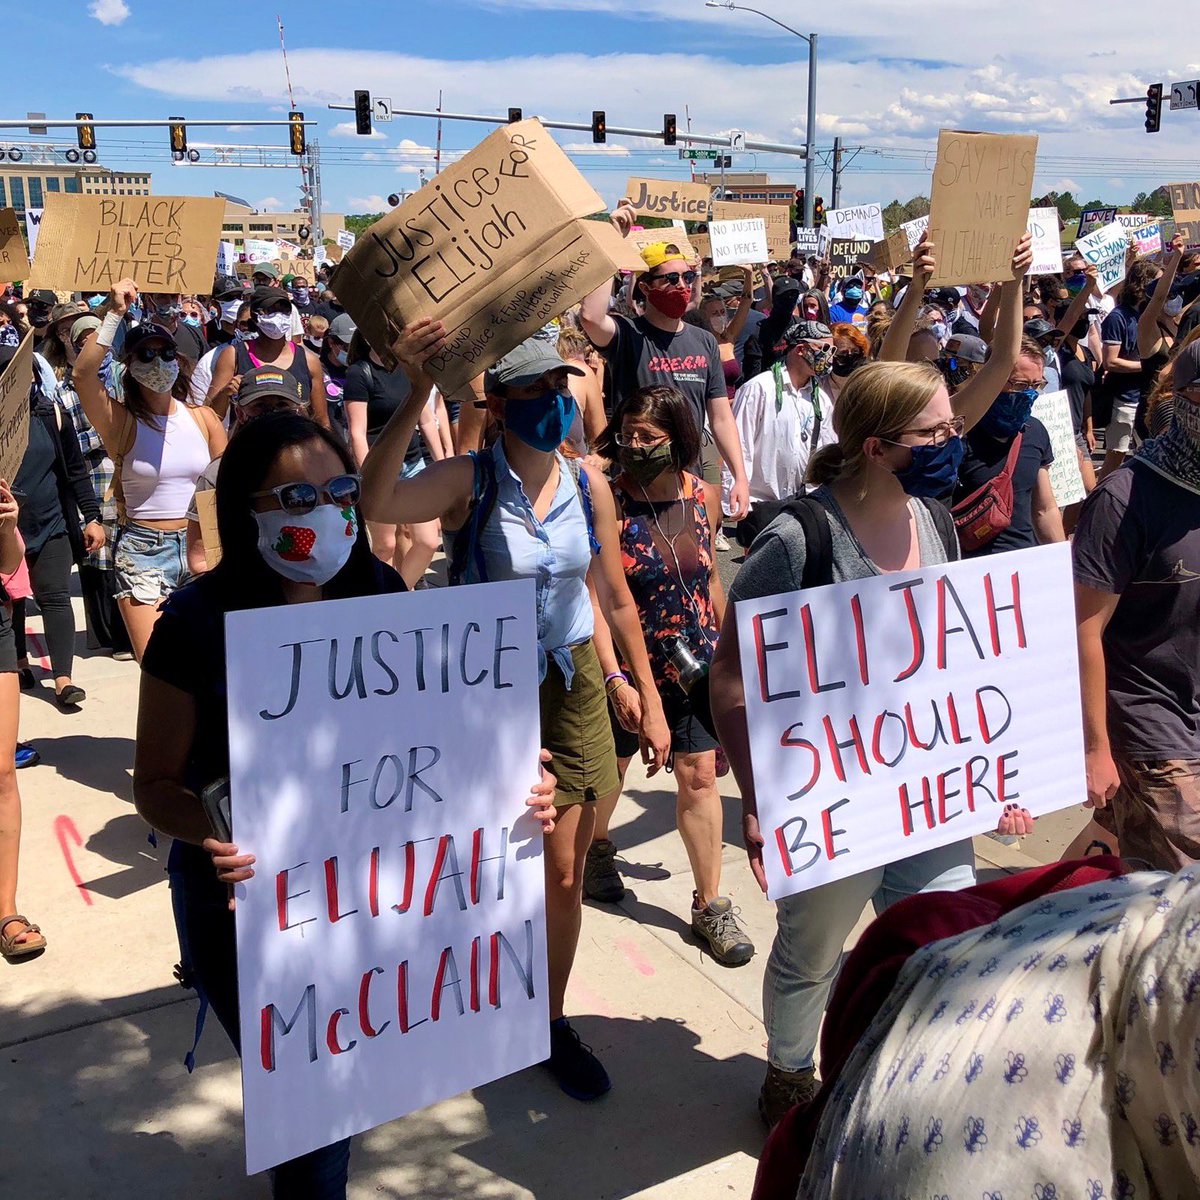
[764,839,977,1072]
[168,841,352,1197]
[113,523,188,604]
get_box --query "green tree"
[344,213,382,237]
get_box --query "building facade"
[220,203,345,250]
[0,152,151,214]
[696,171,794,205]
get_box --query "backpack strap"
[565,456,601,557]
[915,496,959,561]
[447,447,499,586]
[777,494,834,589]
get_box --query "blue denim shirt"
[475,439,594,687]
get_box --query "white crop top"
[122,402,213,521]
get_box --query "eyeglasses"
[892,416,966,446]
[251,474,361,516]
[613,431,669,448]
[236,321,255,331]
[132,344,178,364]
[645,270,697,288]
[1004,379,1048,392]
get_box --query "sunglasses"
[132,343,178,364]
[252,474,361,516]
[646,270,698,288]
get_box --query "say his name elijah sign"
[736,543,1083,900]
[333,119,643,397]
[27,193,225,294]
[227,580,547,1174]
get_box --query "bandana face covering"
[645,287,690,320]
[979,388,1037,439]
[129,356,180,393]
[801,345,835,377]
[892,437,965,497]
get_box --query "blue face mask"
[182,315,201,328]
[127,303,143,322]
[843,285,863,303]
[892,437,965,497]
[980,389,1038,439]
[504,389,577,453]
[87,295,106,310]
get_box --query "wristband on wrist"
[96,311,124,349]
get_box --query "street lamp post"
[705,1,818,229]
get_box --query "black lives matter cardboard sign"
[0,332,32,486]
[925,130,1037,286]
[333,120,643,396]
[27,194,225,294]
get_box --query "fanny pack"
[950,432,1023,552]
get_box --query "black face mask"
[831,351,863,378]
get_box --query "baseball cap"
[212,274,244,300]
[69,315,102,345]
[327,313,357,343]
[1023,318,1058,341]
[713,281,744,300]
[121,323,174,359]
[780,319,833,346]
[234,365,305,409]
[639,241,690,271]
[27,289,57,307]
[251,263,279,281]
[1172,341,1200,391]
[944,334,987,364]
[250,286,291,313]
[484,339,584,392]
[927,287,961,310]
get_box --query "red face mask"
[645,286,690,320]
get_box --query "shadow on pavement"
[79,813,165,900]
[32,733,136,800]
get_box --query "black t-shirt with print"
[601,314,725,443]
[344,358,422,466]
[953,417,1054,558]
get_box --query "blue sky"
[7,1,1200,216]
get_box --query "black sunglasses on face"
[251,474,361,516]
[647,270,698,288]
[133,344,178,364]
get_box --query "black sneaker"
[543,1018,611,1101]
[583,838,625,903]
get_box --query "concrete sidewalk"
[0,599,1085,1199]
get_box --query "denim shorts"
[113,523,188,605]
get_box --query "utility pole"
[831,137,843,209]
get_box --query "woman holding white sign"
[710,360,1033,1127]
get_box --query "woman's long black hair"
[210,411,384,609]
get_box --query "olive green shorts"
[539,640,620,806]
[697,433,721,486]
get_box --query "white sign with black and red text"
[736,543,1084,900]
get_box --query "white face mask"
[255,503,357,586]
[1165,296,1185,318]
[255,312,292,340]
[129,356,180,393]
[306,336,324,351]
[219,299,243,324]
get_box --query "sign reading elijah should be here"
[736,543,1084,900]
[227,579,548,1174]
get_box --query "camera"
[664,636,709,695]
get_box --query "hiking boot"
[691,895,755,966]
[583,838,625,903]
[543,1018,611,1101]
[758,1064,819,1128]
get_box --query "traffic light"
[663,113,677,146]
[592,110,606,144]
[169,118,187,160]
[814,197,826,225]
[354,90,372,137]
[76,112,96,151]
[289,111,306,156]
[715,154,732,169]
[508,108,522,124]
[1145,83,1163,134]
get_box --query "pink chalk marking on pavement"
[565,980,616,1019]
[615,937,656,977]
[53,815,94,906]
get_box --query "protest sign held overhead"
[0,209,30,279]
[925,130,1037,286]
[1076,207,1117,240]
[1075,221,1128,292]
[794,227,822,256]
[0,332,33,488]
[627,225,699,265]
[625,177,712,220]
[228,579,547,1174]
[243,239,276,265]
[900,214,930,251]
[1168,181,1200,248]
[27,194,225,294]
[1033,389,1087,508]
[336,228,356,252]
[709,218,768,267]
[825,203,885,242]
[862,229,912,273]
[690,230,711,261]
[1115,213,1152,230]
[333,119,644,396]
[710,200,791,259]
[1128,222,1162,256]
[827,237,874,281]
[1026,207,1065,276]
[735,542,1084,900]
[216,241,238,277]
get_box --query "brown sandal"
[0,914,46,960]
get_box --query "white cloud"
[88,0,130,24]
[346,195,391,212]
[562,142,631,156]
[256,196,283,210]
[329,121,386,141]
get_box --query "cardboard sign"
[709,218,768,267]
[825,203,885,242]
[1167,181,1200,249]
[24,207,43,261]
[0,209,30,279]
[228,579,547,1174]
[243,239,276,265]
[827,237,874,281]
[194,488,222,568]
[794,228,822,256]
[0,332,32,487]
[26,194,225,293]
[336,228,356,252]
[862,229,912,273]
[925,130,1037,286]
[626,225,699,265]
[1075,221,1128,292]
[1026,207,1064,276]
[1128,222,1163,256]
[625,177,712,220]
[900,215,930,251]
[735,542,1084,900]
[1076,207,1117,240]
[710,201,791,259]
[1033,389,1086,508]
[691,231,712,261]
[334,119,644,396]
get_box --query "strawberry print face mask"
[255,503,357,586]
